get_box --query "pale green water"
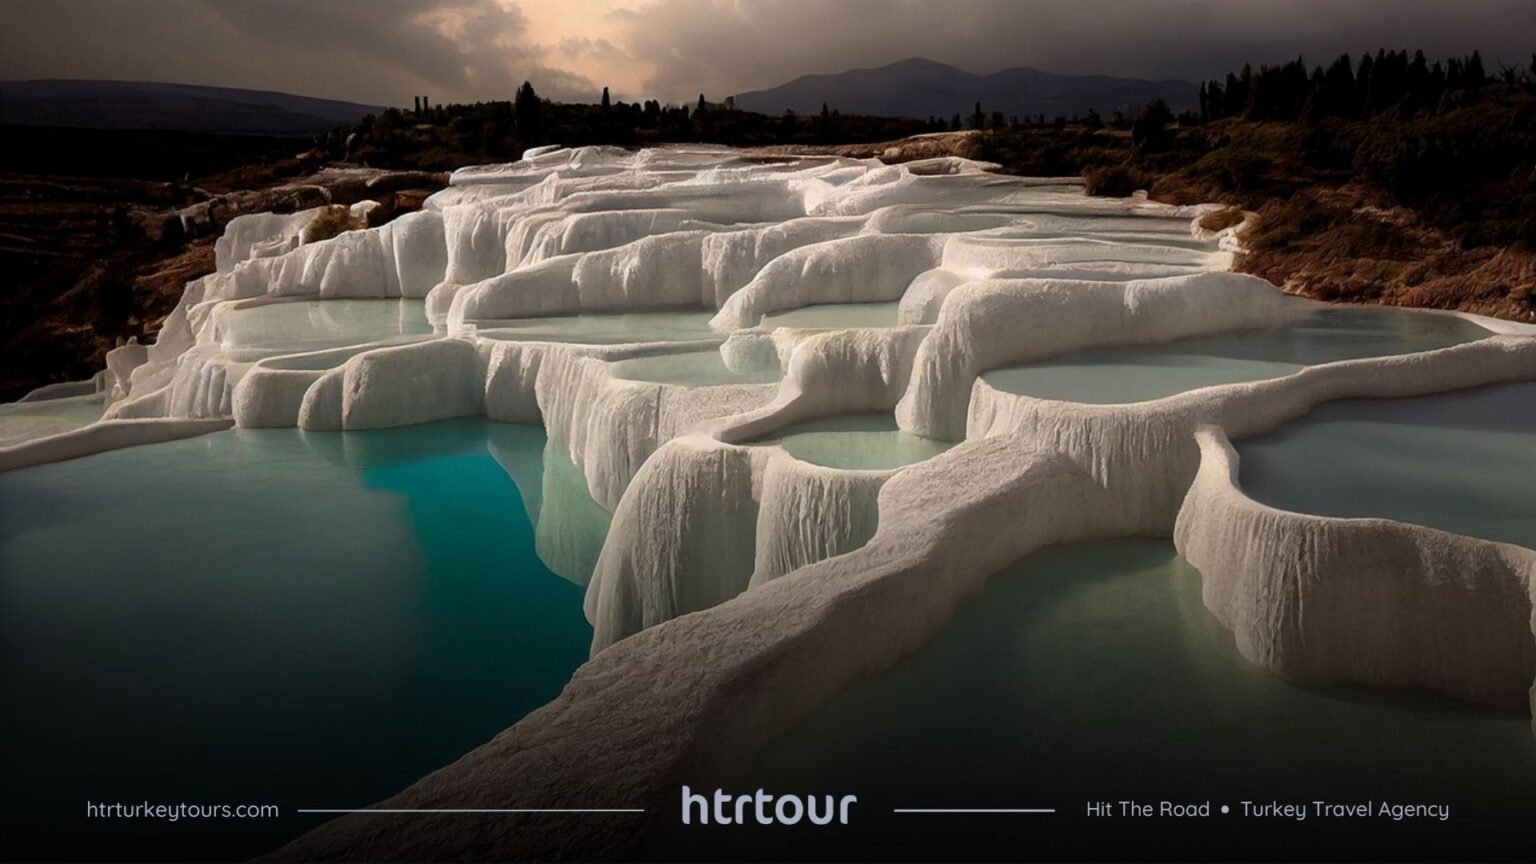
[760,302,901,329]
[0,394,105,447]
[697,540,1536,861]
[256,344,394,371]
[609,348,783,386]
[1238,382,1536,551]
[751,414,954,470]
[982,307,1488,404]
[0,420,605,862]
[214,299,431,350]
[474,310,717,344]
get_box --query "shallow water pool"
[0,394,106,447]
[609,348,783,386]
[982,307,1488,404]
[750,413,954,470]
[212,299,431,351]
[759,301,901,329]
[1237,381,1536,550]
[0,420,604,861]
[691,539,1536,861]
[473,310,717,344]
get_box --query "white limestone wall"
[59,147,1149,445]
[214,209,317,273]
[726,326,931,437]
[1175,426,1536,711]
[583,324,934,652]
[897,271,1308,440]
[232,366,321,428]
[967,337,1536,534]
[750,457,887,585]
[480,339,779,509]
[711,233,945,330]
[298,338,484,431]
[701,216,864,307]
[583,434,764,652]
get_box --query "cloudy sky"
[5,0,1534,107]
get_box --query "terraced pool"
[1237,381,1536,550]
[750,413,954,470]
[982,307,1488,404]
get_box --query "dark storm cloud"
[1,0,597,106]
[4,0,1534,105]
[612,0,1536,100]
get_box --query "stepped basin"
[211,298,431,351]
[750,413,954,469]
[982,307,1488,404]
[472,310,716,344]
[608,348,782,386]
[1236,381,1536,550]
[698,539,1536,862]
[759,301,902,329]
[256,343,417,371]
[0,420,602,862]
[0,393,105,447]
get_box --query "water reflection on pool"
[750,414,954,470]
[0,420,606,862]
[983,307,1488,404]
[1238,381,1536,550]
[690,539,1536,862]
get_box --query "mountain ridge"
[734,57,1198,120]
[0,79,383,134]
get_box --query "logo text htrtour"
[681,786,857,826]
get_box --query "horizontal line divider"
[295,808,646,814]
[892,808,1056,814]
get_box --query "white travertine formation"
[214,209,319,273]
[967,337,1536,534]
[5,145,1534,862]
[1176,426,1536,710]
[710,233,945,330]
[582,324,932,652]
[896,271,1307,440]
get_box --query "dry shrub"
[1198,206,1245,233]
[300,205,362,244]
[1083,164,1145,197]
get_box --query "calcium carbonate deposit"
[2,145,1533,861]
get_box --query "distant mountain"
[734,58,1197,120]
[0,80,383,135]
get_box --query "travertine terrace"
[2,145,1532,861]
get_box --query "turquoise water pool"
[690,540,1536,861]
[1237,382,1536,551]
[982,307,1488,404]
[750,414,954,470]
[0,420,603,861]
